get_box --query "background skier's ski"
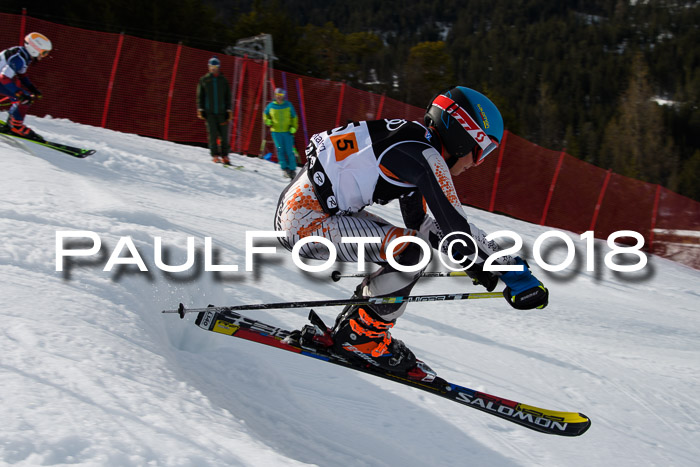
[0,119,95,158]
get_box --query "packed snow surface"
[1,115,699,466]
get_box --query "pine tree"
[404,41,455,105]
[600,53,676,184]
[678,150,700,201]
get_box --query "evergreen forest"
[1,0,698,200]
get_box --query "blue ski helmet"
[424,86,504,167]
[208,56,220,66]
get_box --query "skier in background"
[197,56,233,165]
[0,32,52,142]
[275,86,549,378]
[264,88,298,179]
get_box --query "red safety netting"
[649,187,700,267]
[594,173,658,241]
[165,44,217,142]
[491,132,564,224]
[543,154,609,235]
[2,12,698,269]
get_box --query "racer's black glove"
[466,265,499,292]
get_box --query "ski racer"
[275,86,549,377]
[0,32,52,142]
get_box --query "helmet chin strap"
[445,150,459,168]
[430,126,457,168]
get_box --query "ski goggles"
[431,94,499,165]
[471,138,499,166]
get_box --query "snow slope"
[1,115,699,466]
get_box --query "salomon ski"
[180,305,591,437]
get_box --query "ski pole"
[330,270,467,282]
[163,290,504,318]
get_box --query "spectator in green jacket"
[264,88,298,178]
[197,56,233,165]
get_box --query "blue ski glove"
[500,257,549,310]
